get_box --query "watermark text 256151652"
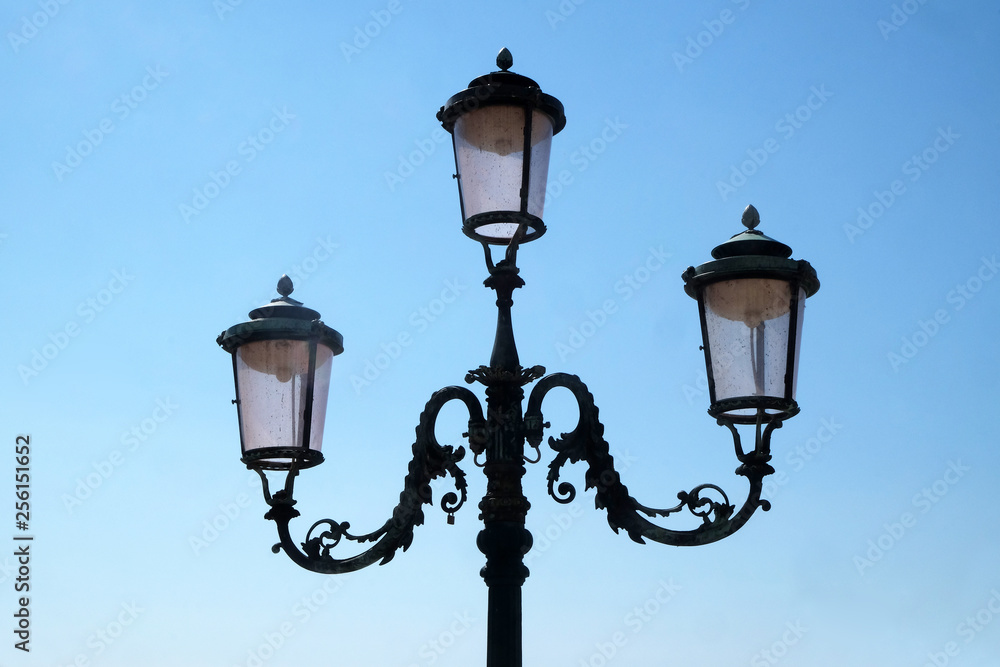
[13,434,32,653]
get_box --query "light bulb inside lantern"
[237,339,310,384]
[704,279,791,329]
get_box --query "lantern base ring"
[242,447,325,471]
[463,211,546,246]
[708,397,799,424]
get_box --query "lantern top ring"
[682,255,820,299]
[218,318,344,355]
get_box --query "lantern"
[217,275,343,470]
[437,47,566,245]
[682,206,819,424]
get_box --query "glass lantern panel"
[790,287,805,399]
[703,279,801,416]
[454,106,554,240]
[525,109,553,218]
[235,340,334,462]
[308,344,333,452]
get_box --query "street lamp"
[217,49,819,667]
[217,274,343,472]
[682,204,820,425]
[438,46,565,246]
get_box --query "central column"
[473,259,536,667]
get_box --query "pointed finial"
[497,47,513,72]
[276,274,294,297]
[742,204,760,231]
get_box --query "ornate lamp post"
[217,49,819,667]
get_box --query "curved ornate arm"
[260,385,486,574]
[524,373,780,547]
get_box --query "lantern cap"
[437,48,566,134]
[682,205,820,299]
[465,47,540,90]
[711,205,793,259]
[248,274,321,321]
[218,276,344,356]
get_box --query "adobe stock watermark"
[339,0,405,63]
[213,0,249,21]
[844,127,959,243]
[524,448,638,568]
[763,417,845,501]
[234,576,346,666]
[922,588,1000,667]
[281,235,338,287]
[578,578,682,666]
[179,107,297,223]
[386,93,629,200]
[672,0,752,73]
[887,254,996,372]
[51,65,169,182]
[61,398,179,514]
[877,0,931,40]
[189,491,253,556]
[534,117,628,211]
[853,460,970,576]
[247,236,339,309]
[349,278,469,394]
[750,621,807,666]
[405,611,476,667]
[681,354,735,406]
[544,0,587,30]
[56,601,144,667]
[383,80,503,191]
[17,269,135,386]
[384,125,450,192]
[555,245,670,361]
[717,84,833,202]
[7,0,73,54]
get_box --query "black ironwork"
[219,52,819,667]
[259,384,485,574]
[239,239,792,665]
[524,372,782,547]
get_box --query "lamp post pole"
[216,49,819,667]
[475,256,535,667]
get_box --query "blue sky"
[4,1,1000,665]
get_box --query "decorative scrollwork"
[525,373,782,547]
[302,519,350,559]
[465,364,545,387]
[634,484,734,526]
[260,386,485,574]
